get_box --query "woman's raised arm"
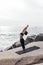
[22,25,29,34]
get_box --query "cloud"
[0,0,43,27]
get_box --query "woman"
[20,25,29,51]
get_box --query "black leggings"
[20,38,25,50]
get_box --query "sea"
[0,26,43,51]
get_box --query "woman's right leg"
[20,38,25,51]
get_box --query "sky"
[0,0,43,27]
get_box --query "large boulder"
[6,41,21,50]
[25,35,36,44]
[15,55,43,65]
[35,34,43,41]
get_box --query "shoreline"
[0,33,43,65]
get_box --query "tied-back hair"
[20,33,24,36]
[24,31,28,35]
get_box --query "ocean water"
[0,26,43,51]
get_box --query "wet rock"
[25,35,36,44]
[35,34,43,41]
[6,41,21,50]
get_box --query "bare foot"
[23,49,26,51]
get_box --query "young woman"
[20,25,29,51]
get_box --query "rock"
[7,35,36,50]
[6,41,21,50]
[5,33,43,51]
[1,41,43,65]
[35,34,43,41]
[6,41,27,50]
[0,54,43,65]
[13,41,21,47]
[25,35,36,44]
[15,55,43,65]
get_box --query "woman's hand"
[26,25,29,28]
[22,25,29,34]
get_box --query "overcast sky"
[0,0,43,27]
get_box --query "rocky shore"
[5,33,43,50]
[0,33,43,65]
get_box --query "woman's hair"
[24,31,28,35]
[20,33,24,36]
